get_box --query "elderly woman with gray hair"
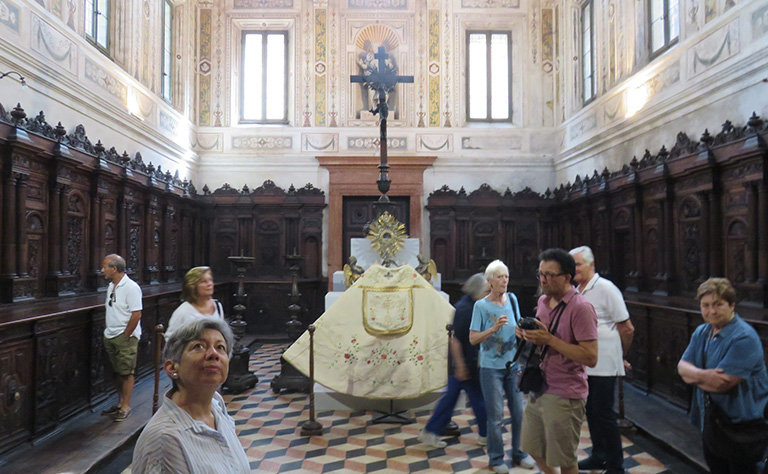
[132,319,249,473]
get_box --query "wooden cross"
[350,46,414,203]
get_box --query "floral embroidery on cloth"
[362,288,413,335]
[283,263,455,399]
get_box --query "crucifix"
[350,46,414,211]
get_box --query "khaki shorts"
[521,393,586,468]
[104,334,139,376]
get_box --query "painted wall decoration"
[133,88,156,125]
[140,0,152,89]
[688,20,739,77]
[198,8,212,126]
[542,8,553,63]
[0,0,20,33]
[191,132,223,152]
[315,9,328,127]
[428,8,440,127]
[347,136,407,150]
[84,57,128,102]
[232,136,293,149]
[31,14,78,75]
[641,61,680,97]
[302,133,338,152]
[159,111,179,135]
[234,0,293,7]
[348,0,407,9]
[752,5,768,41]
[461,0,519,8]
[328,4,339,127]
[417,134,451,152]
[569,113,597,141]
[705,0,717,23]
[603,93,623,122]
[461,136,521,150]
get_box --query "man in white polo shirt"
[570,246,634,474]
[101,254,143,422]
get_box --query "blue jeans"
[425,374,487,437]
[480,366,526,467]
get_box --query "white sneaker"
[477,435,486,446]
[417,429,447,449]
[491,464,510,473]
[515,454,536,470]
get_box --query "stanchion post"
[301,324,323,436]
[153,324,165,414]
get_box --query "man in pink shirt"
[516,248,598,474]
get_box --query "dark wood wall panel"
[0,105,327,458]
[428,116,768,409]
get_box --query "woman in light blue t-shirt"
[469,260,534,473]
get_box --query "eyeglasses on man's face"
[536,271,566,280]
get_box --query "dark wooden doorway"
[342,196,410,265]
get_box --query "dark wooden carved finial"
[11,103,26,125]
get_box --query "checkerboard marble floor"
[222,343,673,474]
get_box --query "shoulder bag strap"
[507,292,520,324]
[538,301,567,360]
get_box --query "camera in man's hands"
[518,317,541,330]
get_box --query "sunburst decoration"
[367,212,408,266]
[355,24,400,53]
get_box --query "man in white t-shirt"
[569,246,634,474]
[100,254,143,422]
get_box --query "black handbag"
[700,337,768,464]
[703,393,768,463]
[518,301,567,397]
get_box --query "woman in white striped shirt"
[132,319,249,473]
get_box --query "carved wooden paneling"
[675,195,704,295]
[56,325,90,418]
[625,305,649,391]
[65,189,87,294]
[243,281,325,336]
[427,187,553,284]
[0,110,330,458]
[428,120,768,407]
[88,309,109,405]
[647,309,692,408]
[0,339,33,453]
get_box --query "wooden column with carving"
[145,194,159,284]
[16,173,29,279]
[161,199,176,282]
[746,183,758,283]
[45,181,63,295]
[118,192,128,264]
[630,192,643,291]
[1,171,18,302]
[88,185,104,290]
[708,188,723,277]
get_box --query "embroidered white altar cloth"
[283,263,454,399]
